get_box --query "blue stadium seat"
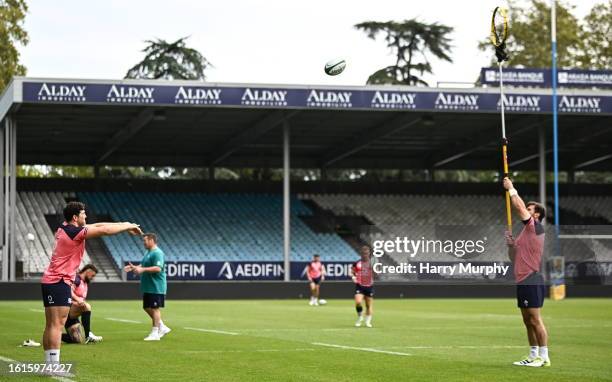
[78,192,356,267]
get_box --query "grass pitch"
[0,298,611,381]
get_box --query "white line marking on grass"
[236,328,354,332]
[184,327,239,336]
[312,342,411,356]
[0,355,75,382]
[28,308,44,313]
[383,345,524,350]
[183,348,316,354]
[105,318,141,324]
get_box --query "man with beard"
[61,264,104,344]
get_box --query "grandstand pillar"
[208,166,215,180]
[1,116,16,281]
[0,118,5,281]
[426,168,435,182]
[320,168,327,181]
[9,117,16,281]
[538,124,546,210]
[283,120,291,282]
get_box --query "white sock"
[151,326,159,334]
[529,346,539,358]
[365,315,372,323]
[160,320,166,328]
[539,346,549,359]
[45,349,60,363]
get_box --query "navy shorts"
[355,284,374,297]
[310,277,322,285]
[517,273,546,309]
[143,293,165,309]
[41,281,72,307]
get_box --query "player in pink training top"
[352,245,374,328]
[307,254,326,306]
[503,177,550,368]
[41,201,142,368]
[61,264,102,344]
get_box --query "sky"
[20,0,600,87]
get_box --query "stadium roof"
[1,77,611,171]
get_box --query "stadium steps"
[16,191,92,275]
[86,236,122,281]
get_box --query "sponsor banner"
[291,262,353,280]
[124,261,353,281]
[481,67,612,88]
[22,82,612,114]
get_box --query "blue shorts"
[143,293,165,309]
[41,281,72,307]
[355,284,374,297]
[310,277,322,285]
[517,273,546,309]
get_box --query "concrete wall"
[2,281,611,300]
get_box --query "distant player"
[41,201,141,366]
[503,177,550,367]
[61,264,103,344]
[307,254,326,306]
[124,233,171,341]
[352,245,374,328]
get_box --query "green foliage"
[355,19,453,86]
[478,0,611,69]
[0,0,28,92]
[17,165,93,178]
[578,1,612,69]
[125,37,212,80]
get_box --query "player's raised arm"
[87,221,131,228]
[503,177,531,221]
[86,222,142,239]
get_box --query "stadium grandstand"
[1,77,611,287]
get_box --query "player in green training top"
[124,233,171,341]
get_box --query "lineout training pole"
[490,6,512,232]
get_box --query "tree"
[355,19,453,86]
[125,36,212,80]
[579,1,612,69]
[478,0,584,68]
[0,0,28,92]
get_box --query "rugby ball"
[324,59,346,76]
[318,299,327,305]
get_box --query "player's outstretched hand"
[502,177,514,191]
[123,262,135,273]
[128,224,143,236]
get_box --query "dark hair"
[313,254,320,257]
[526,201,546,222]
[63,202,85,222]
[143,233,157,243]
[80,264,98,274]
